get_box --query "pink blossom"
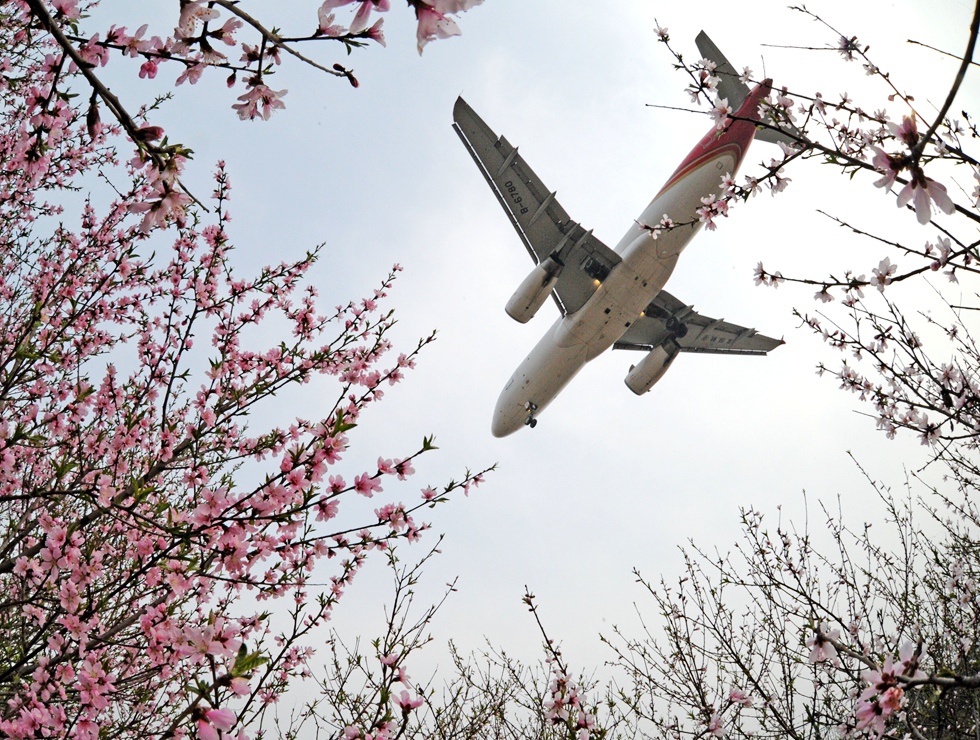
[880,686,904,713]
[321,0,391,33]
[394,458,414,480]
[896,172,955,225]
[197,720,219,740]
[176,63,205,86]
[696,195,729,231]
[179,2,221,35]
[232,84,288,121]
[805,625,840,662]
[77,33,109,67]
[414,3,461,54]
[364,18,386,46]
[888,115,919,147]
[413,0,484,54]
[838,35,860,61]
[139,58,160,79]
[710,98,732,130]
[870,146,901,190]
[317,10,348,37]
[870,257,896,292]
[871,116,955,224]
[354,473,382,497]
[214,18,243,46]
[861,656,900,699]
[316,497,339,520]
[393,689,424,712]
[706,712,725,737]
[897,641,927,680]
[121,24,150,56]
[855,698,886,736]
[51,0,80,19]
[205,708,236,731]
[728,689,752,707]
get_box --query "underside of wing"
[615,288,783,355]
[452,97,621,316]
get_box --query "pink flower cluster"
[854,643,926,737]
[871,117,955,225]
[0,10,491,737]
[543,662,597,740]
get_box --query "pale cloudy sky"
[92,0,977,679]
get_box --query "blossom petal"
[431,0,484,12]
[416,6,460,54]
[927,179,955,215]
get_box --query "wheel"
[666,316,688,338]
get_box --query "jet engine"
[624,341,679,395]
[505,256,563,323]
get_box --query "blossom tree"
[587,4,980,739]
[0,2,489,739]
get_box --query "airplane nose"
[491,408,522,438]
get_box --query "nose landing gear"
[523,401,538,429]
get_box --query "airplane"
[452,34,786,437]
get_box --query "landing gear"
[523,401,538,429]
[665,316,689,339]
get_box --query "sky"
[88,0,979,690]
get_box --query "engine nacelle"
[505,256,563,323]
[624,341,679,395]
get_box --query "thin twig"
[914,0,980,158]
[907,38,980,67]
[210,0,345,78]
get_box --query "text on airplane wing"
[614,288,784,355]
[452,96,621,316]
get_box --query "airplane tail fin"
[695,31,801,147]
[695,31,749,110]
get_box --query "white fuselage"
[491,151,736,437]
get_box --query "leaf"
[232,648,269,676]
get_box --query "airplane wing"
[452,97,622,316]
[695,31,800,147]
[614,288,784,355]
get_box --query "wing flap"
[616,288,783,355]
